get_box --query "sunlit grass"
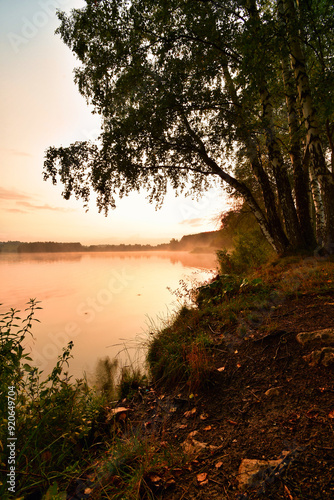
[147,255,334,391]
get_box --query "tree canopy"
[44,0,334,254]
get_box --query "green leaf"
[42,482,67,500]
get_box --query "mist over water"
[0,251,217,379]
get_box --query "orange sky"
[0,0,228,245]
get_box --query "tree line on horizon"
[0,229,232,253]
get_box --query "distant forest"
[0,230,232,254]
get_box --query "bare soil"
[127,290,334,499]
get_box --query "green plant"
[88,430,185,500]
[196,274,266,307]
[94,355,119,401]
[0,301,106,499]
[147,307,214,391]
[118,366,148,400]
[0,299,41,390]
[217,228,274,276]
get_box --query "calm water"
[0,251,217,379]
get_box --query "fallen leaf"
[204,425,212,431]
[328,410,334,419]
[182,435,207,456]
[149,474,162,483]
[197,472,208,483]
[184,408,197,418]
[41,450,52,462]
[200,413,208,420]
[284,484,293,500]
[107,407,130,420]
[217,366,225,372]
[215,461,223,469]
[173,468,183,477]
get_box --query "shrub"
[118,365,148,400]
[218,227,274,275]
[0,300,105,499]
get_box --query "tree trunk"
[309,159,326,246]
[281,0,334,252]
[281,55,316,248]
[260,84,305,249]
[180,110,286,253]
[201,153,283,253]
[242,0,306,251]
[221,61,290,253]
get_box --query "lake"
[0,251,218,381]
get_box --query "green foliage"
[217,228,274,276]
[118,366,148,400]
[147,307,214,391]
[94,355,118,400]
[196,274,266,308]
[0,301,105,499]
[217,204,275,276]
[42,483,66,500]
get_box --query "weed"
[94,355,119,401]
[147,307,215,391]
[0,301,106,498]
[77,432,183,499]
[118,365,148,400]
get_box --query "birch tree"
[44,0,334,254]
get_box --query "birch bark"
[281,0,334,252]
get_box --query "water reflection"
[0,251,217,379]
[0,250,217,268]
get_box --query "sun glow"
[0,0,228,245]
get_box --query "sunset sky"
[0,0,228,245]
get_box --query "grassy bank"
[1,254,334,499]
[148,253,334,392]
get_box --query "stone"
[322,349,334,367]
[303,347,334,367]
[182,436,207,457]
[296,328,334,346]
[238,453,288,491]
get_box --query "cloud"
[5,208,27,214]
[179,217,206,227]
[0,187,31,201]
[17,201,74,212]
[1,148,32,157]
